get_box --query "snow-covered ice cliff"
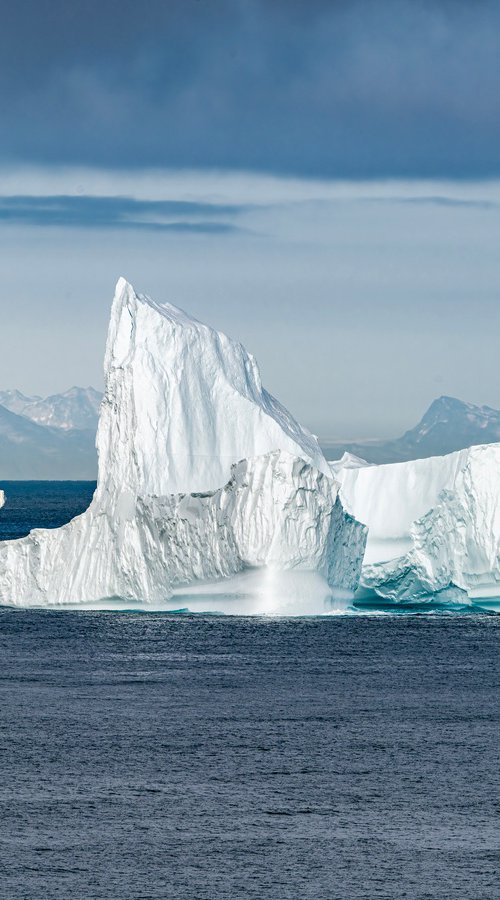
[333,446,500,604]
[0,279,366,609]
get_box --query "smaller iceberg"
[333,445,500,605]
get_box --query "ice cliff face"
[334,445,500,604]
[0,279,366,608]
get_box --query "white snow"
[329,452,371,478]
[0,278,366,609]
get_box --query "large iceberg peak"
[97,277,329,498]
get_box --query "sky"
[1,0,500,439]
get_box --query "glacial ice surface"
[0,279,366,610]
[333,446,500,604]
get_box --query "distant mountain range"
[0,388,102,479]
[0,391,499,478]
[0,387,102,431]
[321,396,500,464]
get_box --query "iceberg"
[0,279,366,609]
[333,446,500,604]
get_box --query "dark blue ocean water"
[1,611,499,899]
[0,481,96,540]
[0,484,499,898]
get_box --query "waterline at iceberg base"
[1,278,500,614]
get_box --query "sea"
[0,481,97,542]
[0,483,499,899]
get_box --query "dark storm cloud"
[0,195,246,231]
[2,0,500,176]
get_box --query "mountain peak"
[425,395,472,414]
[0,385,103,432]
[399,395,500,454]
[324,395,500,465]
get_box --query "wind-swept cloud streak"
[0,195,247,232]
[3,0,500,177]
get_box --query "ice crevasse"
[0,279,367,609]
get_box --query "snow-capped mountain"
[0,389,41,418]
[0,403,97,479]
[322,396,500,464]
[0,387,101,478]
[399,396,500,456]
[0,387,102,431]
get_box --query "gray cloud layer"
[3,0,500,176]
